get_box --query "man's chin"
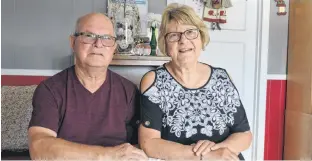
[86,64,108,68]
[85,59,111,68]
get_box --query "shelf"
[111,55,171,66]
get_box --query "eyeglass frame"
[164,28,200,42]
[73,32,117,47]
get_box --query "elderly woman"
[139,3,252,161]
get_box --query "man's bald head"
[74,13,114,35]
[70,13,117,70]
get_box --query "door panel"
[286,0,312,114]
[217,0,247,30]
[284,110,312,159]
[284,0,312,160]
[199,0,259,160]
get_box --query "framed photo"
[107,0,148,35]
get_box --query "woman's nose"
[179,34,188,44]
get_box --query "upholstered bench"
[1,75,47,160]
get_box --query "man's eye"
[104,36,112,40]
[85,34,95,38]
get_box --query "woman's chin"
[176,57,197,66]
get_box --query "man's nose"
[94,38,104,48]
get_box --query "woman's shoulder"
[202,63,233,79]
[201,63,225,71]
[140,70,156,94]
[200,62,224,71]
[140,65,169,93]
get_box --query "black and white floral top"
[140,64,250,160]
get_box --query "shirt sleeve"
[225,69,251,133]
[140,93,163,132]
[230,101,250,133]
[126,88,141,144]
[29,82,60,133]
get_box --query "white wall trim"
[267,74,287,80]
[1,69,61,76]
[253,0,270,160]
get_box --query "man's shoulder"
[40,66,74,90]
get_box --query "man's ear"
[113,43,118,55]
[69,35,75,51]
[69,35,77,65]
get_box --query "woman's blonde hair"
[158,3,210,55]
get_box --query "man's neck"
[75,65,107,93]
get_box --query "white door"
[198,0,261,160]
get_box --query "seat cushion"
[1,85,37,151]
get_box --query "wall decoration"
[115,17,135,53]
[134,0,149,36]
[275,0,287,16]
[147,13,161,56]
[203,0,233,30]
[108,0,140,54]
[107,0,170,65]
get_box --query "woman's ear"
[166,49,171,57]
[164,44,171,57]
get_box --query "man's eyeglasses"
[74,32,116,47]
[165,29,199,42]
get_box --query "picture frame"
[107,0,149,36]
[107,0,170,66]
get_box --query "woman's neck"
[167,61,201,87]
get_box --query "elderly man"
[28,13,147,160]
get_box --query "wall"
[1,0,166,85]
[267,0,289,75]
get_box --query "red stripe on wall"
[1,75,48,86]
[264,80,286,160]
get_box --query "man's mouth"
[90,53,103,56]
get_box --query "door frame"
[252,0,270,160]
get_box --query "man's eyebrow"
[84,30,112,36]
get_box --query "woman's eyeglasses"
[165,29,199,42]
